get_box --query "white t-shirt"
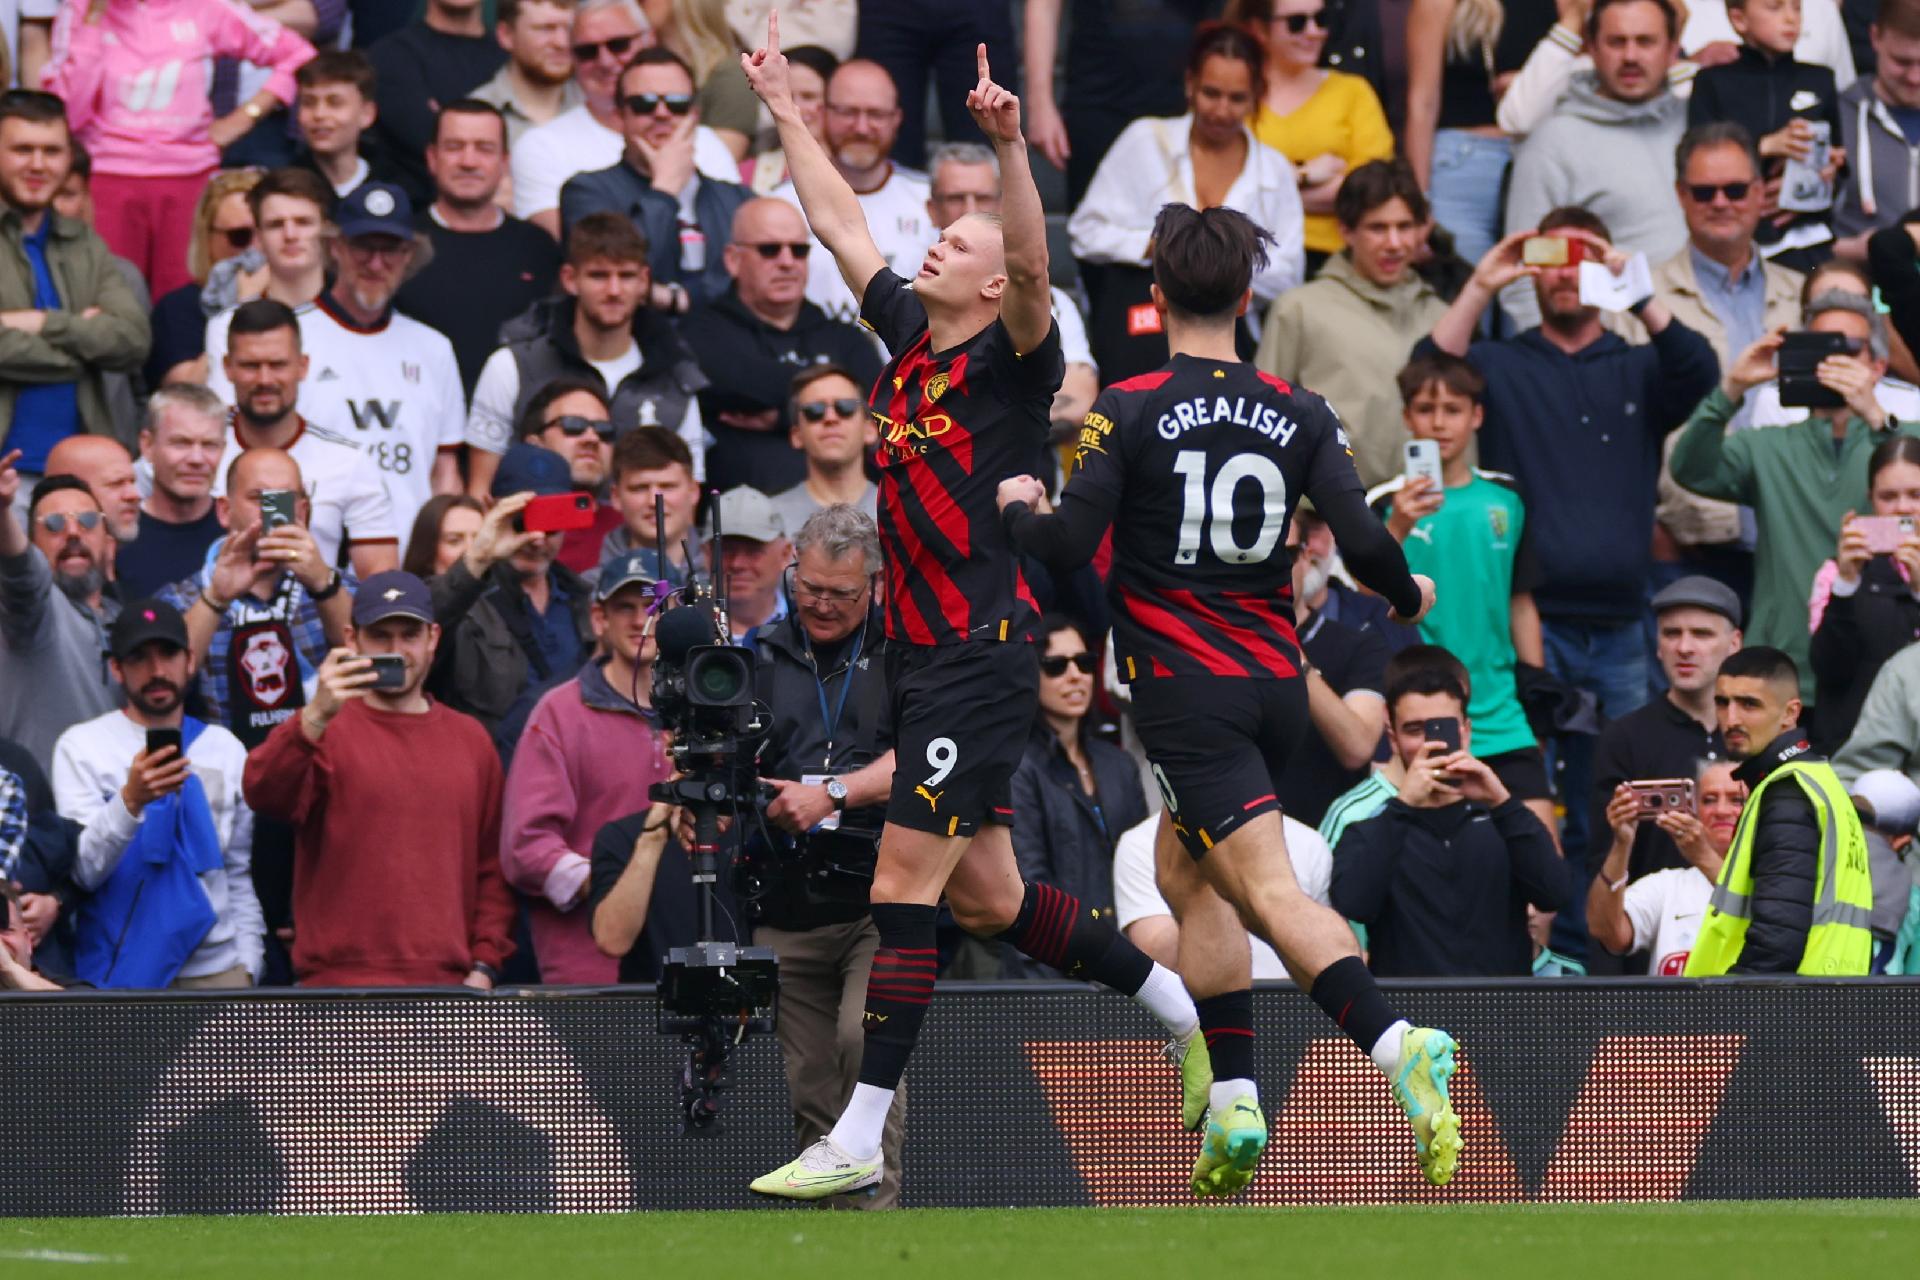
[1622,865,1715,976]
[1111,814,1332,980]
[465,344,707,481]
[773,166,932,325]
[1745,377,1920,428]
[208,300,464,546]
[510,104,741,220]
[51,710,265,980]
[209,416,400,569]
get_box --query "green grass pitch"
[6,1202,1920,1279]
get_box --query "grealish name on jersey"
[1152,395,1301,445]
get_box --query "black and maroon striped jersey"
[859,269,1064,646]
[1068,354,1365,680]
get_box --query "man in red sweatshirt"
[243,570,514,987]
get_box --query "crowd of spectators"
[6,0,1920,999]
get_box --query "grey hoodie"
[0,547,120,771]
[1503,73,1689,329]
[1835,78,1920,241]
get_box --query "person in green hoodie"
[1670,289,1920,700]
[1257,159,1449,490]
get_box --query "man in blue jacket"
[559,47,751,310]
[1420,205,1720,881]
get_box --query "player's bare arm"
[967,45,1052,354]
[741,12,887,300]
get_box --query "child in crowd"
[1369,352,1557,838]
[294,50,393,200]
[39,0,314,297]
[1686,0,1843,269]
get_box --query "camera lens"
[690,650,749,704]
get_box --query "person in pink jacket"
[40,0,312,296]
[501,548,670,983]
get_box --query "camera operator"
[743,504,904,1209]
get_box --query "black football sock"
[998,879,1153,993]
[854,901,939,1091]
[1195,989,1257,1083]
[1309,954,1403,1056]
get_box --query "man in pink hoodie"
[40,0,313,296]
[500,545,668,982]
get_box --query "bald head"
[823,60,901,174]
[44,435,139,542]
[227,446,302,498]
[726,198,813,323]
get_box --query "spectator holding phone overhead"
[1330,661,1573,977]
[243,570,516,988]
[1671,292,1920,699]
[1807,436,1920,751]
[53,598,264,988]
[1589,758,1745,975]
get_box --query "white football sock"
[1370,1019,1413,1075]
[1210,1078,1259,1113]
[825,1083,893,1161]
[1134,962,1199,1039]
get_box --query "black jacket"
[1587,695,1725,878]
[1687,47,1842,248]
[1728,730,1825,974]
[1331,794,1572,977]
[1809,557,1920,753]
[1004,722,1149,979]
[746,610,892,932]
[677,287,885,493]
[427,557,596,755]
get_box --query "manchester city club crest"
[925,371,950,403]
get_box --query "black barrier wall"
[2,981,1918,1214]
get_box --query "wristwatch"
[242,100,265,121]
[825,778,849,811]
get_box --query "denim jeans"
[1429,130,1513,271]
[1542,617,1652,965]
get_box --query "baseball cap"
[109,599,189,659]
[335,182,415,241]
[596,547,667,602]
[1850,769,1920,835]
[351,571,435,627]
[716,486,786,543]
[491,441,573,500]
[1650,575,1742,628]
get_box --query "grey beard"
[1299,560,1332,605]
[55,565,105,604]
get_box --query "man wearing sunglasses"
[512,0,738,240]
[746,26,1207,1203]
[767,364,880,539]
[366,0,508,205]
[679,197,884,494]
[560,47,751,312]
[515,375,625,573]
[0,455,122,772]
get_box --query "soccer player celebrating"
[1001,205,1463,1196]
[741,19,1209,1200]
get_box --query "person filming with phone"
[51,599,265,989]
[1672,292,1920,704]
[1590,759,1745,975]
[243,570,516,988]
[1330,663,1573,977]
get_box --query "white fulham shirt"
[773,164,932,325]
[208,414,400,570]
[1622,865,1716,976]
[209,296,464,548]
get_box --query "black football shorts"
[884,640,1039,837]
[1129,674,1307,859]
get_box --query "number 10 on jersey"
[1172,450,1288,566]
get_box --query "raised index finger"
[767,8,780,53]
[978,42,990,83]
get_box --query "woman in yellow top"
[1228,0,1394,267]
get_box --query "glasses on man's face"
[573,33,638,62]
[825,103,895,125]
[798,397,863,422]
[216,226,254,250]
[1040,652,1098,677]
[347,237,412,264]
[35,511,102,535]
[1686,181,1753,203]
[624,93,694,116]
[793,575,872,606]
[738,240,811,260]
[1274,9,1329,32]
[548,415,616,441]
